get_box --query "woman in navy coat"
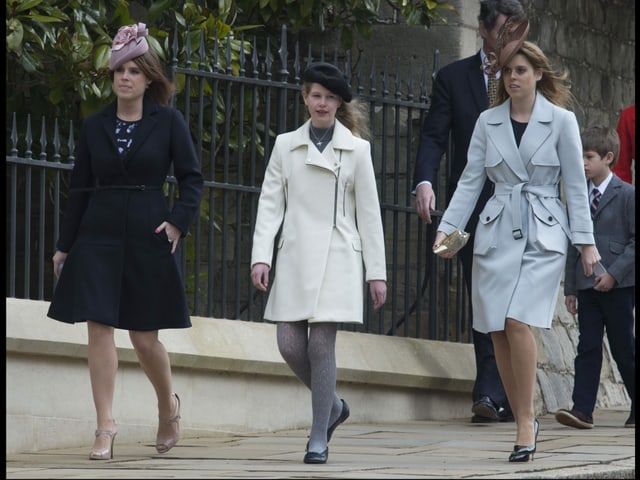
[434,26,600,462]
[47,24,203,459]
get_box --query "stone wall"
[355,0,635,127]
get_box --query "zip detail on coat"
[343,182,349,216]
[283,179,288,214]
[333,151,343,228]
[333,168,340,227]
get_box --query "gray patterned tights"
[277,321,343,453]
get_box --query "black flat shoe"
[327,399,350,442]
[303,447,328,464]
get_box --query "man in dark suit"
[413,0,525,423]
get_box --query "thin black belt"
[70,185,162,192]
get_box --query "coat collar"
[469,51,489,112]
[99,96,160,166]
[288,119,355,172]
[485,93,554,181]
[289,118,355,152]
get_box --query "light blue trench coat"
[438,93,595,333]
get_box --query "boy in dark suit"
[557,126,635,429]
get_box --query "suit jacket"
[438,93,595,332]
[251,119,387,324]
[413,50,493,231]
[564,174,635,293]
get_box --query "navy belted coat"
[47,97,204,330]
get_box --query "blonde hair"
[496,41,577,110]
[302,83,371,141]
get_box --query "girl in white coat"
[251,62,387,464]
[434,23,601,462]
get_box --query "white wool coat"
[251,119,387,323]
[438,94,594,333]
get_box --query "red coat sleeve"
[612,105,635,184]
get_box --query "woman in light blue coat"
[251,62,387,464]
[434,32,601,462]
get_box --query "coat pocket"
[474,201,504,255]
[531,204,568,253]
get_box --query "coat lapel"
[518,93,553,167]
[291,119,355,173]
[594,175,621,218]
[121,96,159,165]
[466,52,489,112]
[99,103,130,180]
[485,101,529,181]
[99,102,120,153]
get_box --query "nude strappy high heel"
[89,422,117,460]
[156,393,181,454]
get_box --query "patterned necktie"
[590,188,601,218]
[487,73,498,106]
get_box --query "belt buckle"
[512,228,523,240]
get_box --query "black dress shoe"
[303,448,328,464]
[471,414,498,423]
[498,408,515,422]
[327,399,350,442]
[471,396,499,421]
[555,408,593,429]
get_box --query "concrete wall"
[6,295,631,454]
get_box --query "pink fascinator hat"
[109,22,149,71]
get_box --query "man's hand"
[415,182,437,224]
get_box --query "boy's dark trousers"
[573,286,635,416]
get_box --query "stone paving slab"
[5,409,634,479]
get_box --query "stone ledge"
[6,298,475,392]
[6,297,475,454]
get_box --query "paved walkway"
[6,408,634,479]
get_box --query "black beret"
[302,62,352,102]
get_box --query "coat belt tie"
[493,183,559,239]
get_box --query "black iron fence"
[6,27,470,343]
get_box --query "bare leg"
[491,330,518,422]
[87,321,118,452]
[501,318,537,446]
[129,330,178,445]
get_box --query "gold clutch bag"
[433,230,470,255]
